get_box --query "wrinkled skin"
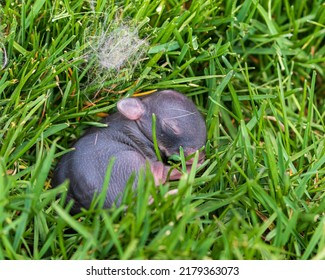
[52,90,206,214]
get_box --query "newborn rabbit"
[52,90,206,213]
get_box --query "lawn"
[0,0,324,260]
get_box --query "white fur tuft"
[96,24,148,71]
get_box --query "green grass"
[0,0,325,260]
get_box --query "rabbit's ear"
[117,98,145,120]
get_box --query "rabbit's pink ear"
[117,98,145,120]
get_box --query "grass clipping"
[84,19,149,89]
